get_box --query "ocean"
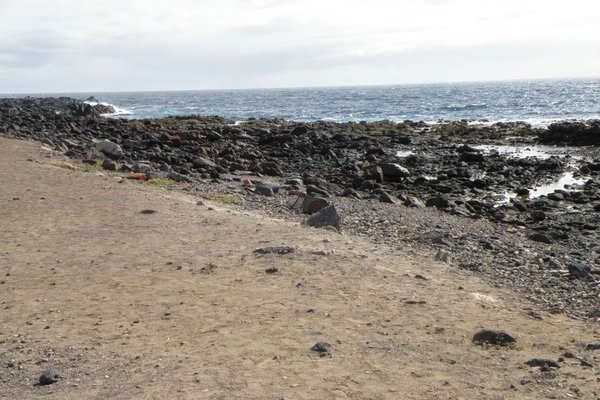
[5,78,600,126]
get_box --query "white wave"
[83,100,133,117]
[102,104,133,117]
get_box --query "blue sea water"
[6,78,600,126]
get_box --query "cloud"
[1,0,599,92]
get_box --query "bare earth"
[1,136,599,399]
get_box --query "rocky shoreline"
[1,96,599,320]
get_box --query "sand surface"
[1,137,599,399]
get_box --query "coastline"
[0,97,599,322]
[1,136,600,398]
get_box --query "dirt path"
[1,137,599,399]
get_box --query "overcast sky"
[1,0,599,93]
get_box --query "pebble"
[310,342,332,356]
[38,369,60,385]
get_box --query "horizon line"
[2,75,599,96]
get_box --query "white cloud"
[0,0,599,92]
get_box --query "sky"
[1,0,599,93]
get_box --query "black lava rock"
[311,341,332,355]
[472,329,516,346]
[39,369,60,385]
[525,358,560,369]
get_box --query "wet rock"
[290,125,308,135]
[306,205,341,230]
[547,192,564,201]
[530,210,546,221]
[539,120,600,146]
[39,369,60,385]
[472,330,516,346]
[460,151,485,163]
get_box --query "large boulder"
[379,163,410,181]
[192,156,217,169]
[95,140,124,159]
[291,194,329,214]
[306,205,341,230]
[538,120,600,146]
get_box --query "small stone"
[404,300,427,305]
[530,210,546,221]
[540,370,558,380]
[311,342,332,355]
[254,247,295,255]
[140,209,157,214]
[525,358,560,369]
[528,233,553,244]
[39,369,60,385]
[265,267,279,274]
[379,192,401,204]
[472,329,516,346]
[102,159,117,171]
[254,183,275,197]
[426,196,451,209]
[579,359,593,368]
[435,250,450,263]
[568,263,591,279]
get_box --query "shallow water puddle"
[502,171,587,203]
[474,144,553,159]
[396,150,414,158]
[473,144,585,160]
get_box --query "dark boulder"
[472,330,516,346]
[306,205,341,230]
[538,120,600,146]
[426,196,452,209]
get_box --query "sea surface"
[5,78,600,126]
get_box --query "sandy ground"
[1,136,599,400]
